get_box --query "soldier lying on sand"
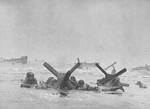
[38,76,78,90]
[37,75,99,91]
[77,80,98,91]
[135,81,147,88]
[20,72,38,88]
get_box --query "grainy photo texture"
[0,0,150,109]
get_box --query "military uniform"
[21,72,37,88]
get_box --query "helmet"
[26,72,34,78]
[70,76,76,81]
[48,77,54,80]
[78,80,84,85]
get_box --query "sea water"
[0,61,150,109]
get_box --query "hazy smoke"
[0,0,150,67]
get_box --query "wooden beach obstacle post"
[104,61,117,70]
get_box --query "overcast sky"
[0,0,150,67]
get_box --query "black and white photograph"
[0,0,150,109]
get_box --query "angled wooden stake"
[43,62,59,77]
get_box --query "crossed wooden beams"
[95,63,127,85]
[43,62,80,89]
[43,61,127,89]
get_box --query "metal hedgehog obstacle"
[20,58,129,96]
